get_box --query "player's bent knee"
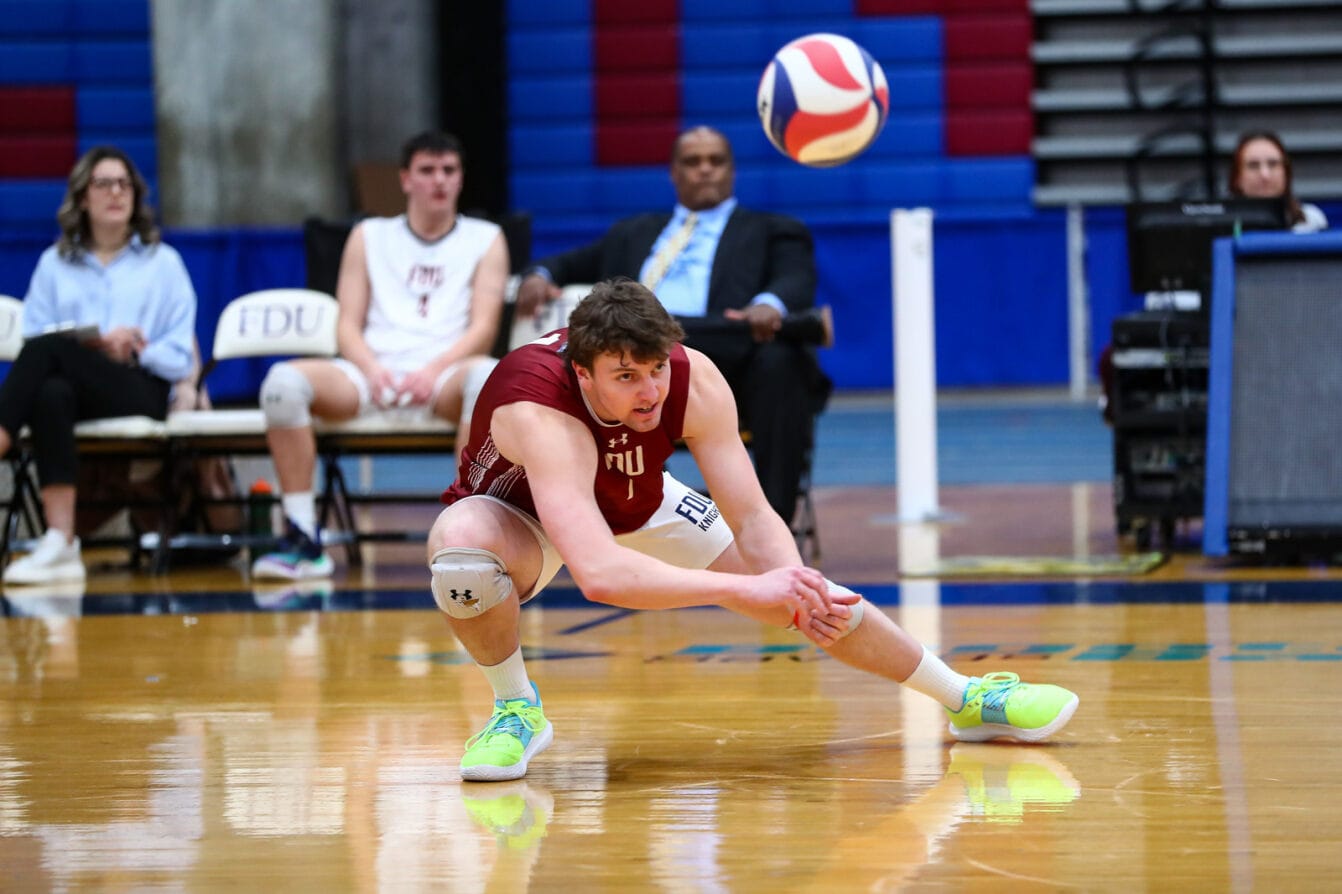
[430,546,515,618]
[260,362,314,429]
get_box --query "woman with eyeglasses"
[1228,130,1328,233]
[0,146,197,585]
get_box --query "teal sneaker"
[946,672,1078,743]
[460,683,552,782]
[251,519,333,581]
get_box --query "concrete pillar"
[341,0,440,169]
[151,0,343,226]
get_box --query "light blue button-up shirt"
[641,198,787,318]
[22,236,197,383]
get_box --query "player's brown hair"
[564,278,685,370]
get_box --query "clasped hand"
[95,326,146,365]
[370,366,436,408]
[751,566,861,648]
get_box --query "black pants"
[678,318,832,523]
[0,333,171,485]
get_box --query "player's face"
[1236,138,1287,198]
[576,351,672,432]
[401,150,462,215]
[671,130,734,211]
[81,158,134,231]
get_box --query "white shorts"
[461,472,735,602]
[331,357,460,417]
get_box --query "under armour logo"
[448,588,477,606]
[608,433,628,449]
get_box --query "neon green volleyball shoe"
[946,672,1078,743]
[460,683,553,782]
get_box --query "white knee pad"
[430,546,515,618]
[260,361,314,429]
[460,358,497,425]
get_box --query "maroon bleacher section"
[860,0,1033,156]
[0,87,77,177]
[593,0,681,166]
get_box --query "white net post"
[891,208,941,526]
[1066,203,1090,401]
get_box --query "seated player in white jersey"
[430,278,1080,782]
[252,130,508,580]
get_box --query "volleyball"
[757,33,889,167]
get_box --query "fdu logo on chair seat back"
[213,289,339,360]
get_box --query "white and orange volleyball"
[757,33,889,167]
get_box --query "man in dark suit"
[515,125,830,526]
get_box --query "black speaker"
[1205,236,1342,559]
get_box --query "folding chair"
[0,295,173,568]
[166,286,464,568]
[0,295,41,564]
[162,288,339,564]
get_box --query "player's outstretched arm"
[680,347,800,572]
[490,401,839,629]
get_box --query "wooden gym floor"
[2,391,1341,891]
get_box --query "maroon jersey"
[441,329,691,534]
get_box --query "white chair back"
[211,288,339,362]
[0,295,25,362]
[507,283,590,352]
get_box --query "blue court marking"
[651,641,1342,663]
[557,607,636,635]
[9,577,1342,619]
[381,644,611,665]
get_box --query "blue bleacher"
[507,29,591,75]
[943,158,1034,202]
[505,0,588,27]
[76,86,155,129]
[74,40,153,84]
[75,136,157,183]
[509,124,593,169]
[508,76,593,123]
[594,167,677,215]
[0,41,76,82]
[0,181,66,226]
[510,171,599,213]
[0,1,74,34]
[71,0,150,34]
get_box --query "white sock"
[902,647,972,711]
[281,492,317,538]
[479,646,534,703]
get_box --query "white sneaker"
[3,530,86,586]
